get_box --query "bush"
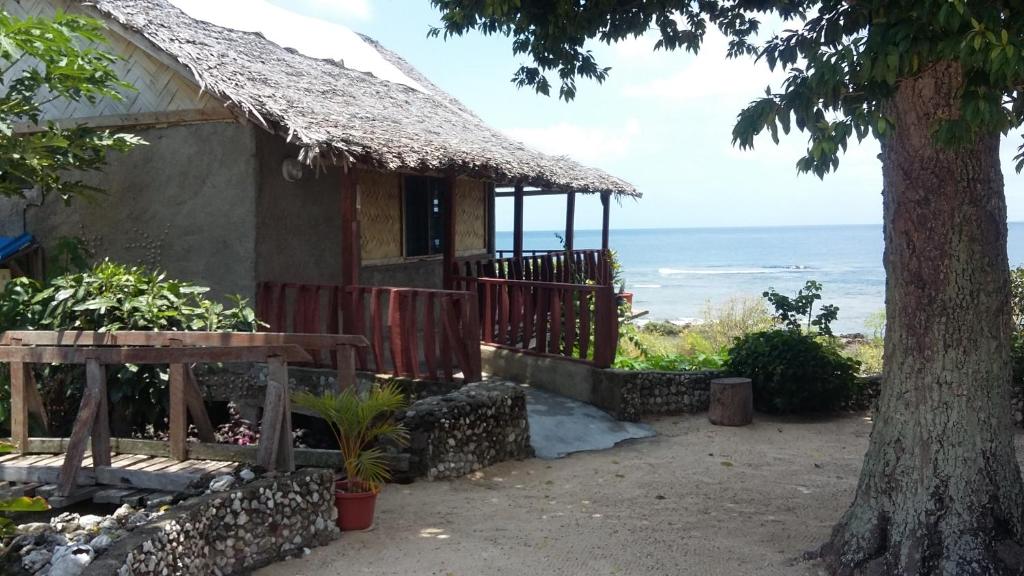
[689,296,775,353]
[726,330,860,413]
[0,260,259,436]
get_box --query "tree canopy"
[0,10,141,201]
[430,0,1024,177]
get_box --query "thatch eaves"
[85,0,639,197]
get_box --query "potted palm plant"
[293,383,408,531]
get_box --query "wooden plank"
[256,356,286,471]
[0,331,367,350]
[94,467,200,492]
[461,293,482,382]
[423,292,438,380]
[580,291,592,360]
[565,287,577,356]
[404,293,420,380]
[57,362,105,497]
[44,487,101,509]
[370,288,385,374]
[0,345,313,365]
[184,368,216,443]
[387,290,405,377]
[87,359,111,468]
[550,289,562,354]
[9,362,29,453]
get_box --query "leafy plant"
[726,330,860,413]
[0,10,142,201]
[0,260,260,435]
[0,443,48,538]
[292,384,409,493]
[763,281,839,336]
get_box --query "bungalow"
[1,0,639,380]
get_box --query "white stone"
[209,475,235,492]
[21,548,51,572]
[90,534,113,553]
[112,504,135,521]
[78,515,104,531]
[239,469,256,482]
[49,544,94,576]
[17,522,52,535]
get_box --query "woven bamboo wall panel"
[7,0,224,123]
[455,178,487,253]
[358,169,402,261]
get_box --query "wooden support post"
[336,344,356,392]
[57,359,105,496]
[443,175,457,290]
[167,339,187,461]
[257,356,293,471]
[9,361,29,453]
[513,183,524,261]
[25,371,48,435]
[600,192,611,252]
[340,167,361,315]
[88,359,110,468]
[487,182,496,256]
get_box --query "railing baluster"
[580,290,591,360]
[405,292,420,380]
[565,286,576,356]
[424,292,438,380]
[370,288,385,374]
[550,288,562,352]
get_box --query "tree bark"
[820,61,1024,575]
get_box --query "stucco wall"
[254,130,344,286]
[0,121,259,298]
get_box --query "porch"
[256,178,623,383]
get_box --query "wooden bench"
[0,330,368,496]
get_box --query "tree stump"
[708,377,753,426]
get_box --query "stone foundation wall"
[396,381,532,481]
[83,469,338,576]
[593,370,719,422]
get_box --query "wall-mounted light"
[281,158,305,183]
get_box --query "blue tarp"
[0,234,34,263]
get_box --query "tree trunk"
[819,61,1024,575]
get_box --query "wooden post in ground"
[708,377,754,426]
[257,355,294,472]
[167,339,188,461]
[87,359,111,468]
[184,368,216,442]
[9,359,29,453]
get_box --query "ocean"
[498,224,1024,335]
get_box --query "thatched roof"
[85,0,639,197]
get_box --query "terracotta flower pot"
[334,480,378,531]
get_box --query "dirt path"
[258,412,880,576]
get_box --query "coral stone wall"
[84,469,338,576]
[397,381,532,481]
[593,370,719,422]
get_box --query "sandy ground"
[256,412,896,576]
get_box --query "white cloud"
[504,119,641,164]
[621,29,782,104]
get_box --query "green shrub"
[0,260,259,436]
[726,330,860,413]
[613,350,727,372]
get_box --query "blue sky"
[268,0,1024,232]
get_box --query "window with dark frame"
[403,176,447,257]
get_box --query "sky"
[267,0,1024,232]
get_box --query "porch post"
[600,192,611,252]
[443,175,457,290]
[564,191,576,253]
[341,167,360,332]
[513,183,524,260]
[486,182,496,256]
[564,191,576,282]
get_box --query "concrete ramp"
[526,387,655,459]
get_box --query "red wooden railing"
[256,282,481,382]
[455,249,611,285]
[452,276,619,368]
